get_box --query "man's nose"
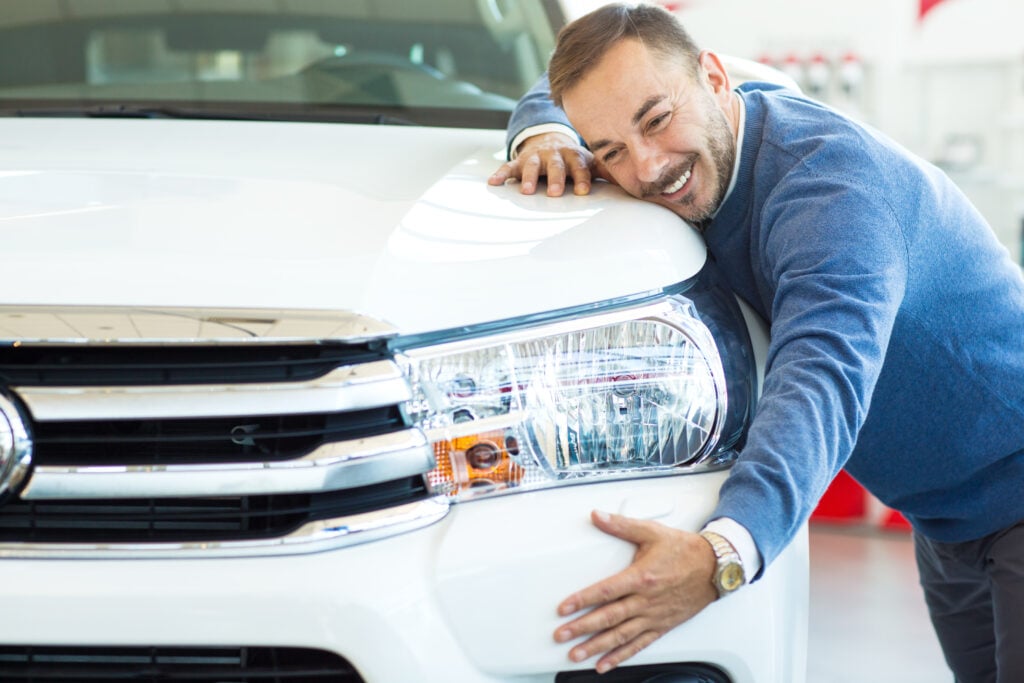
[632,141,670,184]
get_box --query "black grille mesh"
[0,646,363,682]
[32,407,405,466]
[0,343,388,386]
[0,477,429,543]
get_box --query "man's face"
[561,40,737,225]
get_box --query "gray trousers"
[914,519,1024,683]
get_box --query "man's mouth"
[661,167,692,196]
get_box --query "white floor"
[808,526,954,682]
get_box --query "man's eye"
[647,114,668,132]
[602,149,620,164]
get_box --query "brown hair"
[548,3,702,107]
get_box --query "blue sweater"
[513,82,1024,570]
[710,83,1024,568]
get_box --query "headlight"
[397,279,754,502]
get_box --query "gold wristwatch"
[700,530,745,598]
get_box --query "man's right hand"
[488,132,595,197]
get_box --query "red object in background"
[811,469,866,522]
[882,509,913,531]
[918,0,950,21]
[812,470,913,533]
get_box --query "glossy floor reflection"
[808,526,953,682]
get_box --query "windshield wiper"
[3,104,279,120]
[2,103,417,125]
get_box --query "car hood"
[0,117,706,336]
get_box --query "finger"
[569,164,592,195]
[594,628,663,674]
[555,593,648,643]
[488,159,524,187]
[518,155,543,195]
[566,615,652,666]
[565,149,598,192]
[556,562,646,619]
[543,154,567,197]
[590,510,660,546]
[487,163,514,186]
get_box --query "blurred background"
[563,0,1024,266]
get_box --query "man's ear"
[698,51,732,105]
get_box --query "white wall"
[560,0,1024,262]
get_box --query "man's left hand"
[554,510,719,674]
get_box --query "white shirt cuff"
[702,517,763,583]
[509,123,581,159]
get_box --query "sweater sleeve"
[505,73,575,159]
[711,168,909,576]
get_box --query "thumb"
[590,509,659,545]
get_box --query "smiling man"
[558,40,737,225]
[489,4,1024,682]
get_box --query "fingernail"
[596,661,611,674]
[522,181,534,192]
[575,183,589,195]
[558,601,576,616]
[570,648,587,663]
[593,510,611,523]
[555,628,572,643]
[548,184,562,195]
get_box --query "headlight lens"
[399,292,749,501]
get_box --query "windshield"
[0,0,561,128]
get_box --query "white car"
[0,2,807,682]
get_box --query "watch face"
[720,563,744,592]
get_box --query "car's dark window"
[0,1,560,128]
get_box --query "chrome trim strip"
[17,360,409,421]
[19,429,434,499]
[0,305,396,344]
[0,496,450,560]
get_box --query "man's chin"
[653,197,713,225]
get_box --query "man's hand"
[554,511,718,674]
[488,131,595,196]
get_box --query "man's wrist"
[702,517,762,582]
[508,123,581,160]
[700,530,745,598]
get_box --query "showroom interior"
[1,1,1021,682]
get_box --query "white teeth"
[663,168,692,195]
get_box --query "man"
[488,4,1024,681]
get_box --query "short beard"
[642,101,735,227]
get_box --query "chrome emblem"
[0,394,32,499]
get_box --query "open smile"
[661,167,692,197]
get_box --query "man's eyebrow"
[632,95,665,126]
[588,96,666,153]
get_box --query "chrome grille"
[0,306,449,558]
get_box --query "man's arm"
[552,177,910,672]
[487,73,596,196]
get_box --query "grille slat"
[32,407,405,466]
[0,344,388,386]
[1,477,430,543]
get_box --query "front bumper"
[0,472,807,683]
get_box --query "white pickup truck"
[0,2,807,682]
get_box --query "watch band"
[700,530,746,598]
